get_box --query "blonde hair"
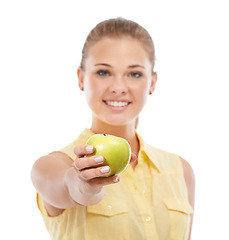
[80,17,156,72]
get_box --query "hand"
[64,145,137,206]
[64,145,118,206]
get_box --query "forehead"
[86,37,150,66]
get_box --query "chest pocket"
[163,198,193,240]
[86,197,129,240]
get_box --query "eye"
[129,72,142,78]
[97,70,110,76]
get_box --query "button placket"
[145,216,151,222]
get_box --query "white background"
[1,0,228,239]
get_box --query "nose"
[109,77,128,95]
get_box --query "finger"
[73,145,94,158]
[79,166,111,180]
[90,175,120,186]
[129,152,138,164]
[73,155,104,171]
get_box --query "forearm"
[31,153,74,209]
[31,152,104,209]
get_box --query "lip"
[103,100,131,110]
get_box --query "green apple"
[86,134,131,177]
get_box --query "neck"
[91,122,136,139]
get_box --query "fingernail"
[113,176,119,183]
[94,156,104,163]
[100,166,110,174]
[86,145,94,153]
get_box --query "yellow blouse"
[37,128,193,240]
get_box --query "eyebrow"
[128,64,145,69]
[94,63,145,69]
[94,63,113,68]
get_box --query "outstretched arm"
[31,145,137,217]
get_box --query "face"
[78,36,157,128]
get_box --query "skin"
[181,157,195,240]
[31,36,195,239]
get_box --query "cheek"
[84,77,104,103]
[133,81,149,100]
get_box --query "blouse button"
[142,189,146,194]
[107,205,112,209]
[145,216,151,222]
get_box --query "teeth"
[106,101,129,107]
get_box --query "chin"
[92,110,138,128]
[102,116,135,127]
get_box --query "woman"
[31,17,195,240]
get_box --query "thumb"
[129,152,138,164]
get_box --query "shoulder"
[180,157,195,185]
[180,157,195,208]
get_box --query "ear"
[149,72,157,95]
[77,67,85,91]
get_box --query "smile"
[103,100,130,107]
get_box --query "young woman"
[31,17,195,240]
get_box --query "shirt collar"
[136,132,162,173]
[80,128,95,143]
